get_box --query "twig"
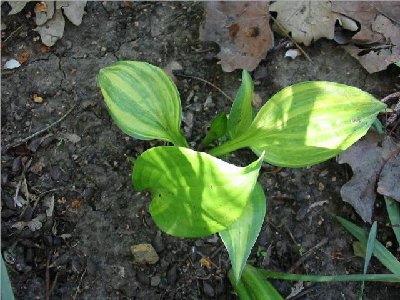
[2,25,23,45]
[381,91,400,103]
[49,271,60,298]
[73,268,87,300]
[4,103,78,152]
[45,254,51,300]
[288,237,328,273]
[174,73,233,102]
[270,15,312,62]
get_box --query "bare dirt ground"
[2,2,400,299]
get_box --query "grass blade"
[359,221,377,299]
[336,216,400,274]
[1,257,15,300]
[228,270,252,300]
[258,270,400,282]
[241,265,284,300]
[384,196,400,247]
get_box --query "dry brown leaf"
[71,199,81,209]
[34,2,48,13]
[332,2,400,73]
[17,51,30,64]
[270,1,357,46]
[338,133,400,222]
[200,257,213,269]
[199,2,274,72]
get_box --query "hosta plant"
[98,61,387,295]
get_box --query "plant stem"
[259,270,400,283]
[208,138,247,157]
[228,270,252,300]
[172,131,190,147]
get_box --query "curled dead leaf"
[71,199,81,209]
[200,2,274,72]
[200,257,213,269]
[32,94,44,103]
[17,51,29,64]
[34,2,48,13]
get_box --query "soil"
[1,2,400,300]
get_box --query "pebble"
[12,157,22,174]
[203,282,215,297]
[150,275,161,287]
[152,231,165,253]
[49,166,62,181]
[21,205,33,221]
[2,193,16,210]
[136,271,149,285]
[131,243,159,264]
[167,265,178,285]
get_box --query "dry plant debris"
[199,1,274,72]
[338,132,400,223]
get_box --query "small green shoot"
[359,221,377,300]
[200,112,227,148]
[337,216,400,274]
[384,196,400,247]
[1,257,15,300]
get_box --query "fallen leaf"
[4,59,21,69]
[35,1,55,26]
[270,1,357,46]
[39,45,50,54]
[60,1,87,26]
[32,94,44,103]
[338,133,400,222]
[17,51,29,64]
[71,199,81,209]
[35,9,65,47]
[7,1,28,15]
[200,257,213,269]
[34,2,48,14]
[332,2,400,73]
[199,2,274,72]
[61,133,81,144]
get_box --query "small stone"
[318,182,325,191]
[203,282,215,297]
[12,157,22,174]
[167,265,178,285]
[151,275,161,287]
[152,231,165,253]
[131,243,159,264]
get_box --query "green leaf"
[98,61,188,147]
[200,112,227,147]
[337,216,400,274]
[1,257,15,300]
[220,183,266,282]
[259,270,400,282]
[228,270,252,300]
[241,264,285,300]
[227,70,254,139]
[384,196,400,247]
[132,146,264,237]
[209,82,386,167]
[360,221,377,300]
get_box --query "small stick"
[45,254,51,300]
[174,73,233,102]
[73,268,87,300]
[4,103,78,152]
[381,91,400,103]
[270,15,312,62]
[288,237,328,273]
[2,25,23,45]
[49,271,60,297]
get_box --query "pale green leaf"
[220,183,266,282]
[132,146,264,237]
[384,196,400,247]
[209,82,386,167]
[201,112,227,147]
[1,257,15,300]
[227,70,254,139]
[337,216,400,274]
[98,61,188,146]
[360,221,377,299]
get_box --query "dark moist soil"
[1,2,400,300]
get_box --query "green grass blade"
[336,216,400,274]
[228,270,252,300]
[384,196,400,247]
[359,221,377,300]
[258,270,400,282]
[1,257,15,300]
[241,265,284,300]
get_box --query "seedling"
[98,61,390,297]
